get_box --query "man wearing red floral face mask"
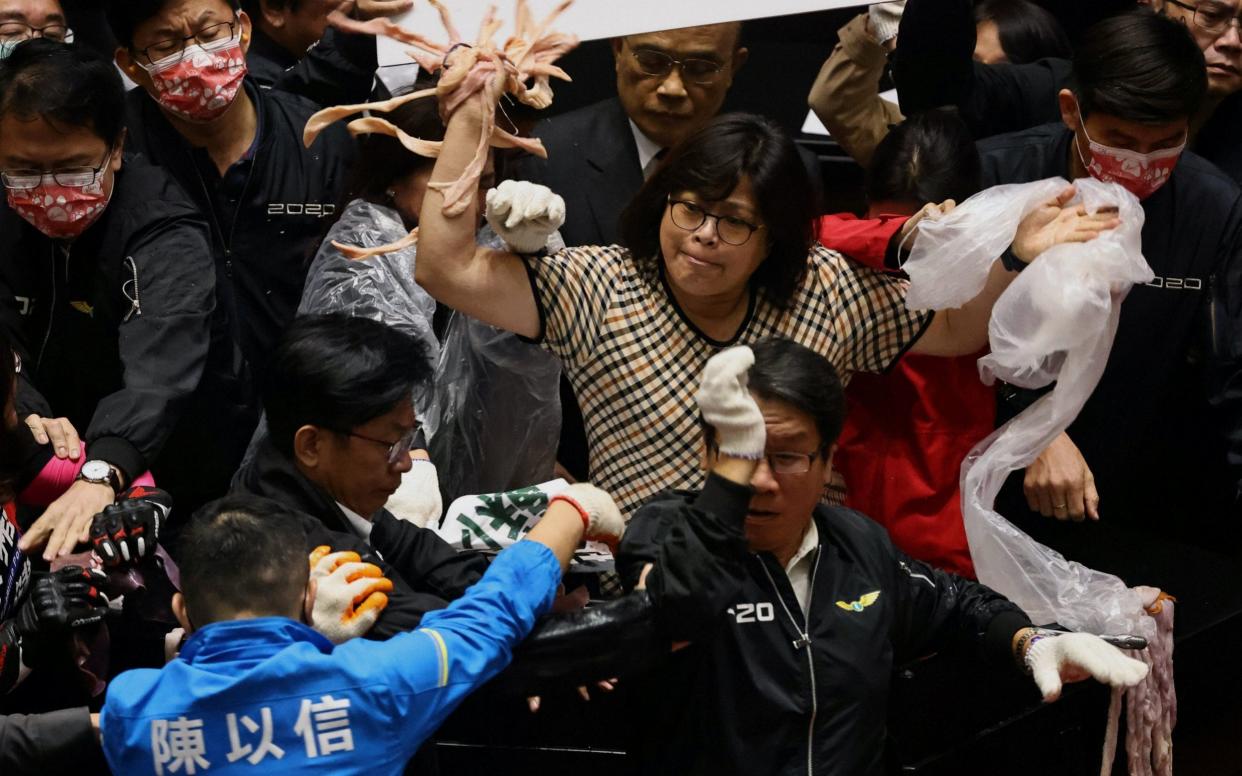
[104,0,356,397]
[0,40,248,557]
[975,11,1242,578]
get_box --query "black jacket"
[616,475,1030,776]
[0,707,107,775]
[247,26,379,106]
[980,124,1242,546]
[123,79,354,374]
[232,434,489,635]
[893,0,1242,185]
[0,160,240,486]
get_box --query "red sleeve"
[815,213,908,271]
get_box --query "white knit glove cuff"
[868,0,905,44]
[385,458,443,528]
[695,346,766,460]
[551,483,626,544]
[485,180,567,254]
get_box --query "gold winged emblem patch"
[836,590,881,612]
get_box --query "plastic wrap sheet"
[422,314,563,505]
[905,177,1155,635]
[298,198,440,409]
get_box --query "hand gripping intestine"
[302,0,578,259]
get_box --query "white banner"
[378,0,882,68]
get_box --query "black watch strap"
[1000,244,1029,273]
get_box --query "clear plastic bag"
[905,177,1155,635]
[421,307,562,504]
[294,202,562,505]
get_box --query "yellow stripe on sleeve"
[419,628,450,688]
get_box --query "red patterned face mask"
[6,173,113,240]
[139,35,247,123]
[1075,122,1184,201]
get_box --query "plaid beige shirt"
[524,244,932,517]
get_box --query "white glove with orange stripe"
[548,483,626,548]
[308,546,394,644]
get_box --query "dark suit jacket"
[514,97,643,248]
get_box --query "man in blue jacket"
[100,488,624,774]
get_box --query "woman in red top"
[817,111,1097,577]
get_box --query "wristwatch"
[77,459,122,493]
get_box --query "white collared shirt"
[629,119,665,178]
[784,520,820,616]
[336,502,373,543]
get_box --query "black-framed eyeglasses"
[668,197,764,246]
[1,147,115,191]
[630,48,726,85]
[0,21,73,44]
[1166,0,1242,35]
[133,18,238,66]
[344,423,421,466]
[708,441,823,475]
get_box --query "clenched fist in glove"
[485,180,566,254]
[308,547,394,644]
[1022,631,1149,702]
[90,486,172,567]
[696,346,766,460]
[0,566,109,684]
[549,483,626,548]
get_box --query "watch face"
[81,460,111,480]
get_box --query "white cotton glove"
[485,180,567,254]
[308,547,394,644]
[1025,632,1150,702]
[385,458,443,528]
[549,482,626,547]
[867,0,906,44]
[695,346,766,460]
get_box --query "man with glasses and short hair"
[232,313,490,615]
[0,0,70,59]
[0,39,246,556]
[104,0,356,408]
[516,23,750,250]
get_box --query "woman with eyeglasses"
[414,71,1118,520]
[412,63,1122,521]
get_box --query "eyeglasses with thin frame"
[708,441,823,475]
[630,47,726,85]
[344,423,421,466]
[668,197,764,246]
[0,21,73,44]
[1,147,115,191]
[1166,0,1242,35]
[133,18,238,66]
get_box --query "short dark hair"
[106,0,242,48]
[620,113,814,308]
[974,0,1072,64]
[344,79,447,208]
[1071,9,1207,124]
[701,338,846,455]
[866,109,982,206]
[264,314,432,456]
[177,495,309,625]
[747,338,845,452]
[0,39,125,147]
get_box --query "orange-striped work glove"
[308,546,394,644]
